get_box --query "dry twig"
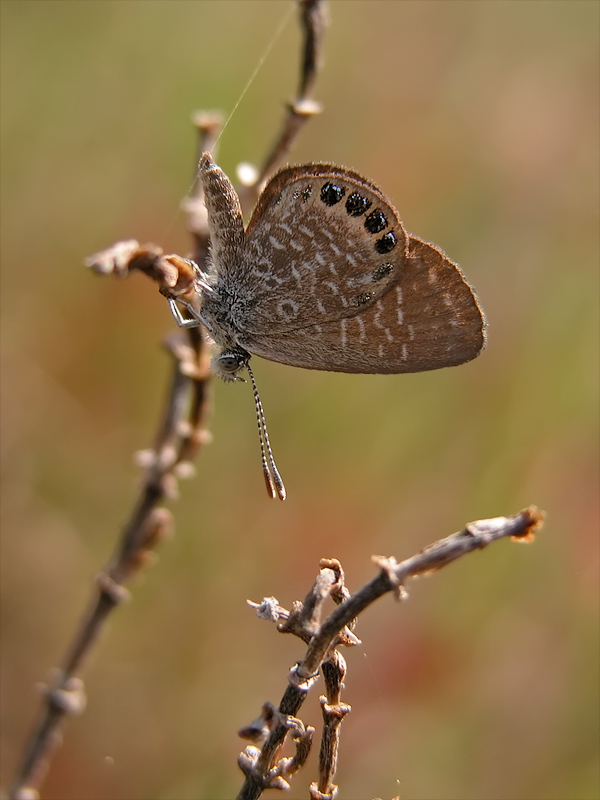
[8,124,215,800]
[237,507,545,799]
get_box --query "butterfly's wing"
[240,235,486,374]
[238,164,409,330]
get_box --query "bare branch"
[298,0,327,99]
[8,70,223,800]
[237,507,545,799]
[301,507,543,679]
[311,651,350,800]
[8,323,212,798]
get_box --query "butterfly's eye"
[213,349,250,382]
[217,352,245,372]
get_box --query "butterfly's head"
[212,347,249,382]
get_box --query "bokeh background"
[1,2,598,799]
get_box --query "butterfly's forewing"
[239,165,409,331]
[241,235,486,373]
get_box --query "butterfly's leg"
[167,297,203,329]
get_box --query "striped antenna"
[245,361,286,501]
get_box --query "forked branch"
[237,506,544,800]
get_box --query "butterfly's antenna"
[245,361,287,501]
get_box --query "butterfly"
[168,153,486,499]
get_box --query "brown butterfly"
[169,153,486,499]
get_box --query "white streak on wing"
[314,252,327,266]
[277,222,293,235]
[407,324,415,340]
[374,299,394,342]
[340,318,347,347]
[316,299,327,314]
[346,253,357,267]
[291,264,301,280]
[323,281,340,294]
[329,242,341,255]
[289,239,304,251]
[329,264,338,276]
[268,235,285,250]
[356,315,366,343]
[345,272,371,288]
[378,344,385,358]
[251,268,283,285]
[402,343,408,360]
[395,287,404,325]
[299,224,316,238]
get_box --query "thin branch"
[8,347,200,799]
[237,506,545,799]
[311,651,350,800]
[8,116,218,800]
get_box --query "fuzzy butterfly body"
[169,152,486,499]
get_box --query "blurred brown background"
[1,1,598,799]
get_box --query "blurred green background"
[1,1,598,799]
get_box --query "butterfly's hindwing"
[240,236,486,373]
